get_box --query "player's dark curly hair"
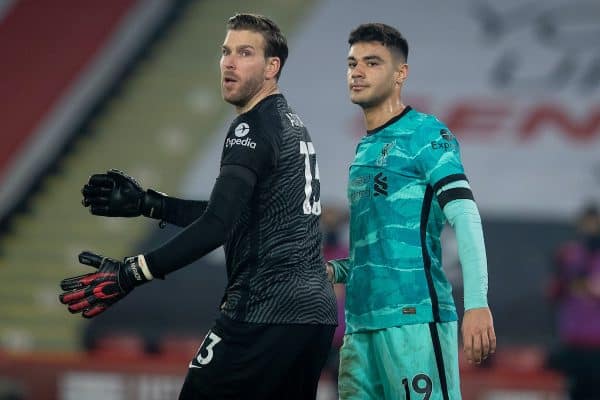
[227,13,288,79]
[348,23,409,62]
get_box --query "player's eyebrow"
[222,44,256,52]
[362,55,384,62]
[347,55,385,62]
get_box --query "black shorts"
[178,315,336,400]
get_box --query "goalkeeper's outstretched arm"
[81,169,208,227]
[61,164,256,318]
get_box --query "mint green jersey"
[343,107,468,333]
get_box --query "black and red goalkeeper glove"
[59,251,153,318]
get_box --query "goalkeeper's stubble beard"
[222,72,265,109]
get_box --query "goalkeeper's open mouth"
[223,72,239,87]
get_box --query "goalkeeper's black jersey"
[218,94,337,325]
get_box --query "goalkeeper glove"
[81,169,166,219]
[59,251,153,318]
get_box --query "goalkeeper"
[58,13,336,400]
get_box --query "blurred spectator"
[0,378,24,400]
[547,203,600,400]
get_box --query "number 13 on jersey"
[299,141,321,216]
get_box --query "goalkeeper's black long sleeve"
[144,165,256,278]
[162,197,209,227]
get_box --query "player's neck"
[236,82,279,114]
[362,97,406,132]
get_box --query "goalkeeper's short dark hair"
[348,23,409,62]
[227,13,288,80]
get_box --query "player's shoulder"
[232,93,279,125]
[260,94,312,142]
[238,103,276,134]
[223,100,281,156]
[408,109,453,143]
[251,94,300,139]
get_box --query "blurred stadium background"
[0,0,598,398]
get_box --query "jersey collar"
[366,106,412,136]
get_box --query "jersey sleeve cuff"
[137,254,154,281]
[329,258,350,284]
[464,298,489,311]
